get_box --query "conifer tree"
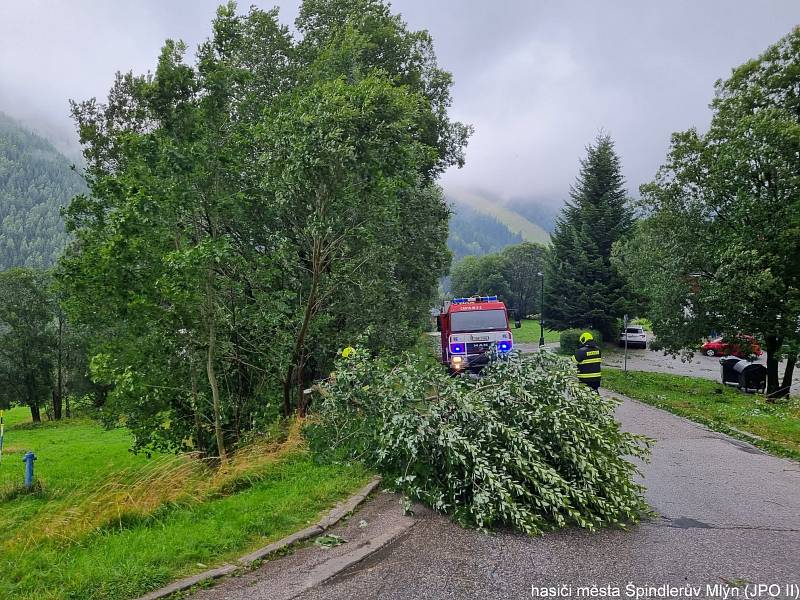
[544,134,637,338]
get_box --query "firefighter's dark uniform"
[573,333,602,391]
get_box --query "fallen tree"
[307,349,650,533]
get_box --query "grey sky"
[1,1,798,204]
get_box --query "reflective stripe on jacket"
[573,342,602,381]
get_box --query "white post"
[623,314,629,374]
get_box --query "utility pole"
[538,272,545,347]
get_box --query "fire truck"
[436,296,521,373]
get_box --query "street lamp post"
[537,272,545,347]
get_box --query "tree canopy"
[450,242,546,317]
[0,269,54,422]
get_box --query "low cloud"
[1,0,798,204]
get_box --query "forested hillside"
[446,187,550,245]
[448,203,523,261]
[507,198,560,234]
[0,112,85,269]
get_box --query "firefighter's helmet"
[579,331,594,345]
[341,346,356,358]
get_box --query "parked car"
[701,335,762,359]
[619,325,647,349]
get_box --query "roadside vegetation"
[543,135,641,341]
[603,370,800,461]
[0,406,369,600]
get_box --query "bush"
[559,328,603,355]
[306,349,650,534]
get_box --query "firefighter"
[573,331,602,391]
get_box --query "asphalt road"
[602,346,800,389]
[194,393,800,600]
[516,342,800,390]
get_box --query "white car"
[619,325,647,349]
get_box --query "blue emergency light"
[449,343,465,354]
[451,295,498,304]
[497,340,513,352]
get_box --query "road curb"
[134,475,382,600]
[299,518,416,590]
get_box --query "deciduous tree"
[0,269,54,422]
[61,1,467,455]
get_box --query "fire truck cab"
[436,296,520,373]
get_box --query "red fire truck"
[436,296,520,373]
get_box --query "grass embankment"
[513,320,561,345]
[0,406,369,600]
[603,369,800,461]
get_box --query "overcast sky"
[1,1,798,204]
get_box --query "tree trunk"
[206,271,227,462]
[283,241,321,417]
[190,364,205,456]
[773,353,797,400]
[764,335,781,401]
[30,403,41,423]
[297,351,312,417]
[54,313,64,420]
[51,389,62,420]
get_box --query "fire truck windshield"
[450,309,507,332]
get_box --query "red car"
[701,335,762,358]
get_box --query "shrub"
[307,349,650,533]
[559,328,603,356]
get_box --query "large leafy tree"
[501,242,546,318]
[544,135,637,338]
[618,29,800,398]
[450,253,511,302]
[449,242,546,317]
[61,1,467,456]
[0,269,54,422]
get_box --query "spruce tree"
[544,134,636,338]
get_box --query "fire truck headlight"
[451,356,463,369]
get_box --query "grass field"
[603,369,800,461]
[513,320,561,345]
[0,406,369,600]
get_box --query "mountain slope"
[507,198,561,234]
[448,204,523,261]
[0,112,85,269]
[445,187,550,245]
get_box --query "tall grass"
[0,408,370,599]
[5,420,306,550]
